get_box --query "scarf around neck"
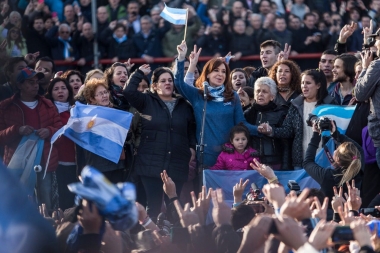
[207,85,225,102]
[55,101,70,113]
[58,37,72,59]
[113,34,127,44]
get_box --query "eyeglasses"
[95,90,109,97]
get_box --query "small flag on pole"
[160,4,187,25]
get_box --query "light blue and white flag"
[160,4,187,25]
[311,105,356,134]
[47,102,133,175]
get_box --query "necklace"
[278,86,291,92]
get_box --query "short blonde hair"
[84,69,104,84]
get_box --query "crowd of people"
[2,0,380,252]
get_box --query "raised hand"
[177,40,188,61]
[332,186,346,213]
[274,215,307,251]
[311,197,329,220]
[211,188,232,226]
[188,44,202,71]
[280,188,312,221]
[160,170,177,199]
[77,200,103,234]
[345,180,362,211]
[277,43,291,62]
[262,183,286,209]
[190,186,211,225]
[174,200,200,227]
[351,219,373,248]
[363,19,374,42]
[249,158,276,181]
[24,51,40,66]
[237,87,250,106]
[233,178,249,204]
[339,22,357,43]
[124,58,135,72]
[138,64,151,76]
[308,220,336,250]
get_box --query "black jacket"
[99,28,137,59]
[196,34,228,57]
[21,15,51,57]
[292,27,323,53]
[132,29,165,58]
[244,102,288,168]
[303,130,364,207]
[123,69,196,181]
[248,67,268,88]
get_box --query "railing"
[53,53,323,66]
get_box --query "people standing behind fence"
[244,77,289,170]
[78,78,126,184]
[259,69,335,169]
[0,22,27,57]
[45,77,77,210]
[0,68,62,211]
[123,64,196,221]
[174,41,260,168]
[211,123,259,171]
[99,22,137,63]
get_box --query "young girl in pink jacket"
[211,124,259,170]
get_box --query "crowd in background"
[2,0,380,252]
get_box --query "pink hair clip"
[352,156,358,160]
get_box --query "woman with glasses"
[77,78,126,183]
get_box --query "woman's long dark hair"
[301,69,328,105]
[7,26,24,51]
[45,77,75,105]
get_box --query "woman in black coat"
[303,120,364,207]
[123,64,196,220]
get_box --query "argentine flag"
[160,4,187,25]
[312,105,356,134]
[50,102,133,165]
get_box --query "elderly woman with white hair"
[244,77,289,170]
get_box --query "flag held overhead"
[160,4,187,25]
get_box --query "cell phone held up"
[331,226,354,244]
[360,208,380,218]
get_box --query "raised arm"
[174,41,201,103]
[123,65,151,112]
[302,131,328,185]
[355,54,380,102]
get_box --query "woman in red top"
[46,77,77,210]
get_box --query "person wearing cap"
[0,67,63,212]
[355,27,380,169]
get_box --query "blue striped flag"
[50,102,133,164]
[160,4,187,25]
[311,105,356,134]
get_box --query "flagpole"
[183,8,188,41]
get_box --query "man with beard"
[331,53,358,105]
[318,49,338,93]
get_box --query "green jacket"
[162,16,201,58]
[106,5,127,22]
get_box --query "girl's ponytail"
[335,142,361,187]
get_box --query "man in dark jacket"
[196,22,228,57]
[132,15,164,68]
[45,23,78,71]
[21,14,51,57]
[74,22,104,74]
[100,23,137,62]
[292,13,323,54]
[229,19,256,69]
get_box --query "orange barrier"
[54,53,323,66]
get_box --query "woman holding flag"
[174,41,260,168]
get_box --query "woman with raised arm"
[174,41,259,168]
[123,64,196,221]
